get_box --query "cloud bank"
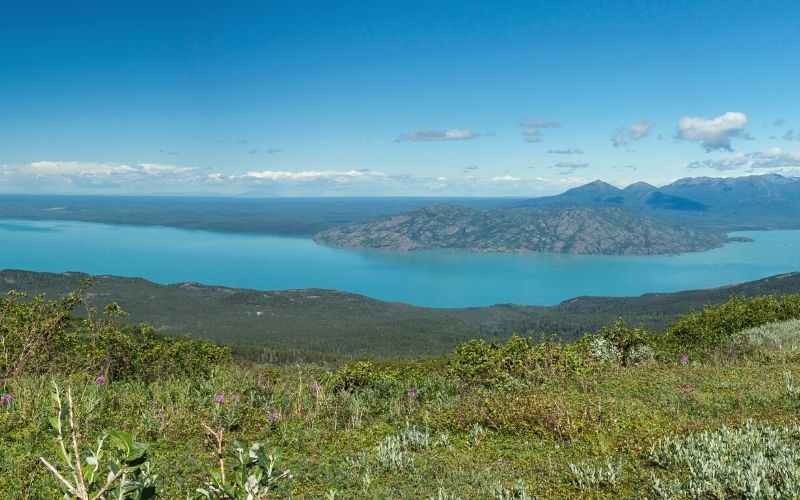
[399,128,481,142]
[686,147,800,174]
[677,112,748,151]
[0,160,589,196]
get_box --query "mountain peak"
[566,180,621,194]
[623,181,657,192]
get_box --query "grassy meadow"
[3,283,800,498]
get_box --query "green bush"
[0,283,230,382]
[591,318,654,367]
[330,361,399,391]
[667,294,800,350]
[449,335,589,386]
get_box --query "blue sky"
[1,0,799,196]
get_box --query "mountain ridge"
[314,205,733,255]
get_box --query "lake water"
[1,218,799,307]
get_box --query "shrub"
[449,335,589,386]
[330,361,398,391]
[449,338,498,383]
[667,294,800,350]
[593,319,653,367]
[733,319,800,354]
[0,286,84,379]
[80,324,230,382]
[0,283,230,382]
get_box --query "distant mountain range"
[1,173,798,255]
[315,205,736,255]
[519,173,800,230]
[315,174,800,254]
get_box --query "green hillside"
[3,284,800,497]
[3,269,799,358]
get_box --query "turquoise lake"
[1,218,799,307]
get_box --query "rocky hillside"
[314,205,738,255]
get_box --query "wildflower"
[268,409,280,423]
[155,410,166,424]
[0,393,15,406]
[407,388,417,399]
[231,393,240,404]
[680,354,689,366]
[214,392,225,404]
[94,375,106,385]
[311,381,320,396]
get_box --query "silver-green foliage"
[468,422,487,447]
[648,420,800,499]
[588,336,622,364]
[735,319,800,353]
[375,434,415,470]
[429,487,462,500]
[374,424,446,471]
[489,479,531,500]
[569,460,621,490]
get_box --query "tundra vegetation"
[3,279,800,498]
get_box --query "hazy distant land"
[2,173,799,257]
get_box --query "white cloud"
[612,120,654,148]
[685,147,800,173]
[687,153,750,171]
[676,112,748,151]
[0,159,602,196]
[553,160,589,174]
[519,117,561,143]
[629,120,654,140]
[751,148,800,169]
[547,149,583,155]
[234,169,381,182]
[399,128,481,142]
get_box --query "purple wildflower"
[407,388,417,399]
[155,410,166,424]
[94,375,106,385]
[310,381,320,396]
[231,393,240,404]
[214,392,225,404]
[268,409,280,423]
[0,393,15,406]
[680,354,689,366]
